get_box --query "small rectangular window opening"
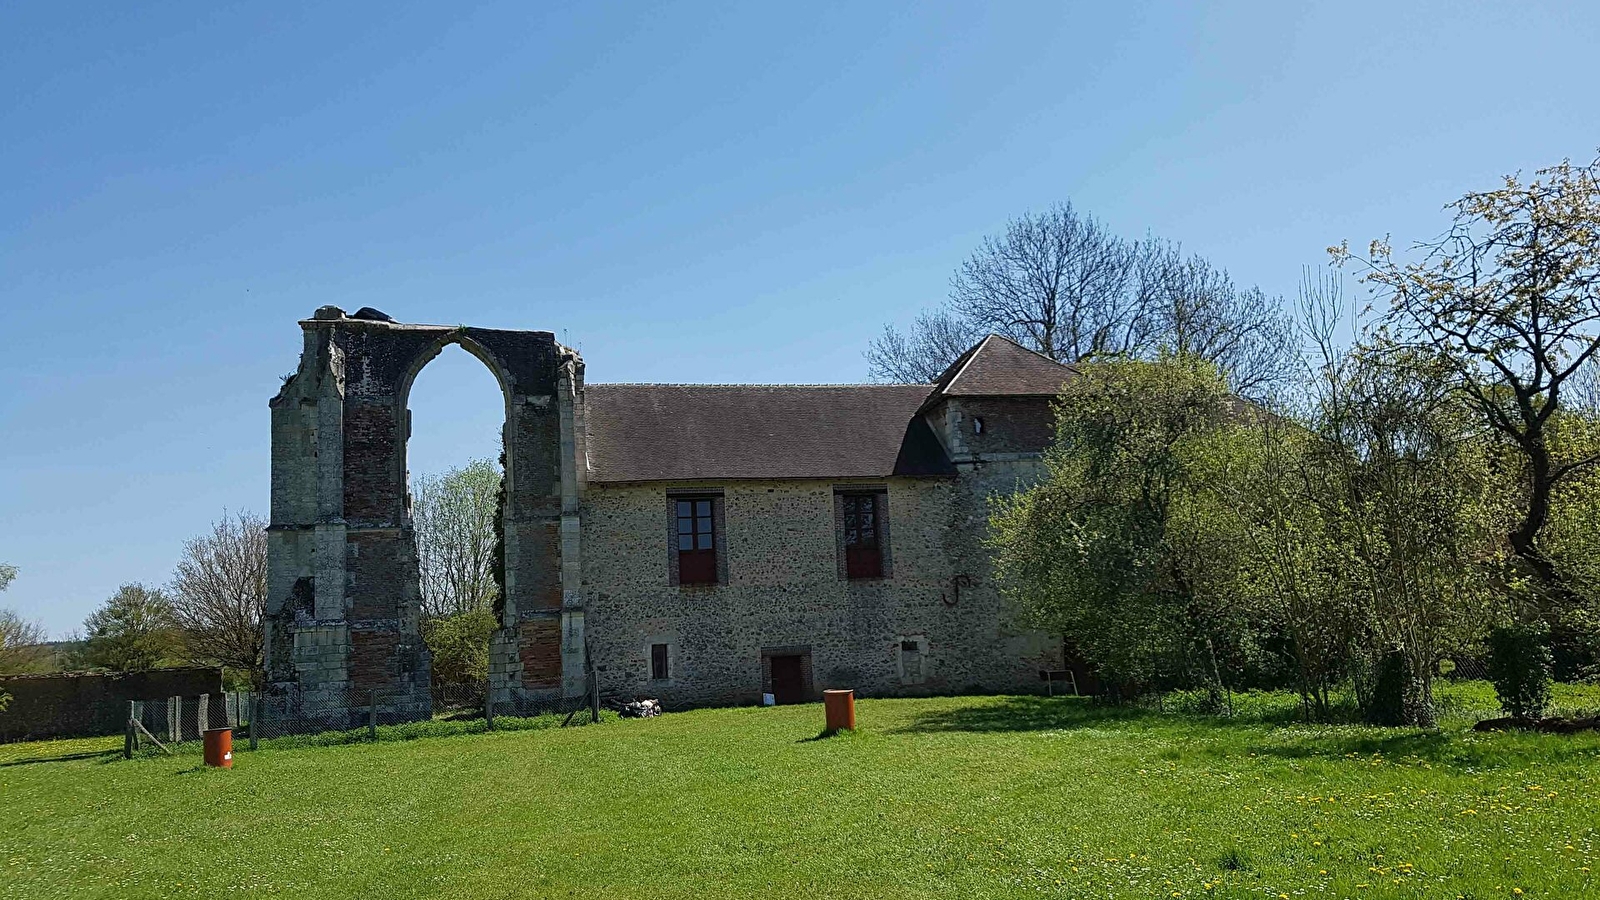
[900,639,924,684]
[973,417,985,435]
[651,643,670,680]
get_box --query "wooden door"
[769,654,806,705]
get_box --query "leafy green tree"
[1306,331,1497,725]
[412,459,502,619]
[411,459,503,684]
[1538,415,1600,675]
[991,355,1249,701]
[1336,156,1600,608]
[1195,413,1358,720]
[79,583,179,671]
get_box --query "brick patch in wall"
[519,617,562,688]
[350,631,400,691]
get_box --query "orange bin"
[203,727,233,768]
[823,689,856,732]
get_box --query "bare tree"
[0,609,49,674]
[1572,351,1600,415]
[867,203,1293,395]
[0,564,50,674]
[1138,240,1296,397]
[867,309,982,383]
[950,203,1143,364]
[412,459,501,619]
[1340,155,1600,598]
[169,512,267,681]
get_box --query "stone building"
[264,309,1067,714]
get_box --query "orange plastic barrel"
[203,727,233,768]
[823,689,856,732]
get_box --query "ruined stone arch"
[394,330,516,615]
[265,307,586,720]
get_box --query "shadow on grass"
[895,694,1333,735]
[897,695,1600,770]
[1250,724,1600,768]
[895,695,1155,734]
[797,727,858,743]
[0,748,122,768]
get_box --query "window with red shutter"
[842,493,883,579]
[675,498,717,584]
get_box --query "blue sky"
[2,1,1596,636]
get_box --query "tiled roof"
[584,383,955,483]
[925,334,1078,404]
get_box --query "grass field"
[2,688,1598,899]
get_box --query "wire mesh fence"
[124,692,248,755]
[122,675,602,757]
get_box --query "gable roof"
[926,334,1079,403]
[584,383,955,484]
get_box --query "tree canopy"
[79,583,179,672]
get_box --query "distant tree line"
[0,458,502,689]
[989,157,1600,725]
[0,514,272,687]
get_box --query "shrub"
[421,608,497,686]
[1486,622,1553,723]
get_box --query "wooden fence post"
[485,681,495,731]
[589,673,600,724]
[249,695,260,750]
[124,701,136,759]
[369,690,378,740]
[168,696,180,743]
[198,693,209,735]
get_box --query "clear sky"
[2,1,1596,636]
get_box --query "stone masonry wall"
[583,475,1058,707]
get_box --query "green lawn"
[2,691,1598,899]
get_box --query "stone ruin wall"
[264,307,587,720]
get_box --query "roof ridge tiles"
[588,382,933,389]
